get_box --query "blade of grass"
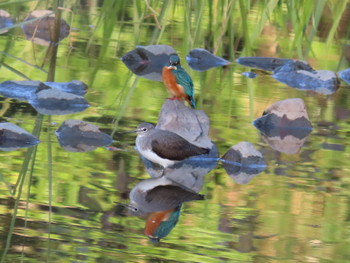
[0,62,31,80]
[1,113,43,263]
[0,51,48,73]
[326,0,348,45]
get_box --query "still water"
[0,1,350,262]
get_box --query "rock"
[29,87,89,115]
[0,123,39,151]
[0,10,13,34]
[22,10,70,46]
[0,80,87,101]
[221,142,265,184]
[273,62,339,95]
[236,57,312,72]
[253,98,313,154]
[157,99,214,148]
[186,48,231,71]
[55,120,113,152]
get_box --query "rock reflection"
[221,142,266,184]
[21,10,70,46]
[0,122,39,151]
[253,98,313,154]
[0,10,13,34]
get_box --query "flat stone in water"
[273,63,339,95]
[0,123,39,151]
[29,88,90,115]
[221,142,265,184]
[55,120,113,152]
[0,80,88,101]
[236,57,303,71]
[186,48,231,71]
[0,80,47,100]
[253,98,313,154]
[21,10,70,46]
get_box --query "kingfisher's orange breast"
[162,66,185,98]
[144,209,172,237]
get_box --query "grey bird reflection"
[131,122,210,168]
[128,177,204,216]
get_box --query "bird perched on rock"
[131,122,209,168]
[162,54,196,108]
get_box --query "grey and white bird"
[128,176,204,216]
[132,122,209,168]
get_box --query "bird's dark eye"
[142,128,147,132]
[133,207,138,212]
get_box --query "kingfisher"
[144,206,181,242]
[162,54,196,108]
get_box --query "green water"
[0,0,350,262]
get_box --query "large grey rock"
[157,99,213,148]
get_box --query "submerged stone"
[221,142,265,184]
[55,120,113,152]
[0,122,39,151]
[186,48,231,71]
[22,10,70,46]
[242,72,257,78]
